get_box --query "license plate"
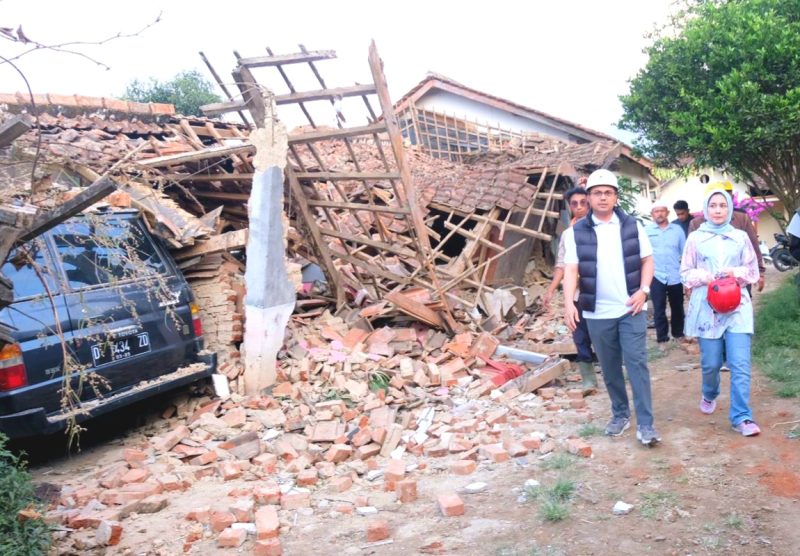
[91,332,150,367]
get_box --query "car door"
[51,213,195,401]
[0,237,75,416]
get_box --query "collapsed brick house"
[1,45,655,389]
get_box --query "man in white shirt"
[562,169,660,446]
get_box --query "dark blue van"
[0,210,215,438]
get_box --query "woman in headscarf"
[680,188,761,436]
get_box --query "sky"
[1,0,674,141]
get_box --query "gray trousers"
[585,311,654,427]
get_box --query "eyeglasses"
[590,190,617,198]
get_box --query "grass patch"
[754,276,800,397]
[725,513,744,530]
[577,424,603,438]
[539,498,570,522]
[0,433,51,556]
[548,477,576,502]
[640,491,677,519]
[525,476,577,523]
[543,453,576,471]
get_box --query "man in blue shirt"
[646,200,686,345]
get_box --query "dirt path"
[32,269,800,556]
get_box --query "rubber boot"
[578,361,597,395]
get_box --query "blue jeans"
[698,332,753,426]
[586,311,654,427]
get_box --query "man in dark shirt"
[672,200,691,237]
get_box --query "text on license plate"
[91,333,150,367]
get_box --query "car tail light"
[0,343,28,391]
[190,303,203,337]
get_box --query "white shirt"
[563,212,653,319]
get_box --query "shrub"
[0,433,51,556]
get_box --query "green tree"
[619,0,800,212]
[122,70,221,116]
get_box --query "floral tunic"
[680,228,759,339]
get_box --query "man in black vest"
[562,169,661,446]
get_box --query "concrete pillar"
[242,102,295,395]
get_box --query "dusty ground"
[29,268,800,556]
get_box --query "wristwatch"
[641,286,650,297]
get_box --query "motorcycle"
[770,232,800,272]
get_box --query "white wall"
[416,90,581,142]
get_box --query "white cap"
[586,169,618,190]
[651,200,669,210]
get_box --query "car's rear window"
[52,217,168,289]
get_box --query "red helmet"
[707,276,741,313]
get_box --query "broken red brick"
[481,444,510,463]
[188,400,221,425]
[437,493,465,517]
[356,443,382,460]
[153,425,190,452]
[505,443,529,457]
[229,499,255,522]
[218,462,242,481]
[351,427,373,447]
[255,506,280,539]
[296,468,318,487]
[384,459,406,482]
[521,436,542,451]
[122,448,147,465]
[221,407,247,427]
[189,450,218,466]
[210,510,236,533]
[253,481,281,505]
[186,506,211,523]
[366,519,390,542]
[95,520,123,546]
[329,476,353,493]
[449,460,477,475]
[120,468,149,484]
[396,479,417,503]
[567,438,593,458]
[280,492,310,510]
[252,453,278,473]
[254,538,283,556]
[217,527,247,548]
[325,444,353,463]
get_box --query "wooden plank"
[278,84,377,105]
[385,291,444,329]
[320,228,418,258]
[191,191,250,201]
[306,199,409,215]
[294,171,401,181]
[139,144,254,167]
[0,115,32,147]
[285,167,344,301]
[524,342,578,356]
[162,173,255,183]
[368,42,449,311]
[173,229,248,260]
[288,122,387,144]
[237,49,337,68]
[199,51,250,126]
[334,250,411,287]
[201,84,377,116]
[499,358,570,395]
[16,176,116,245]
